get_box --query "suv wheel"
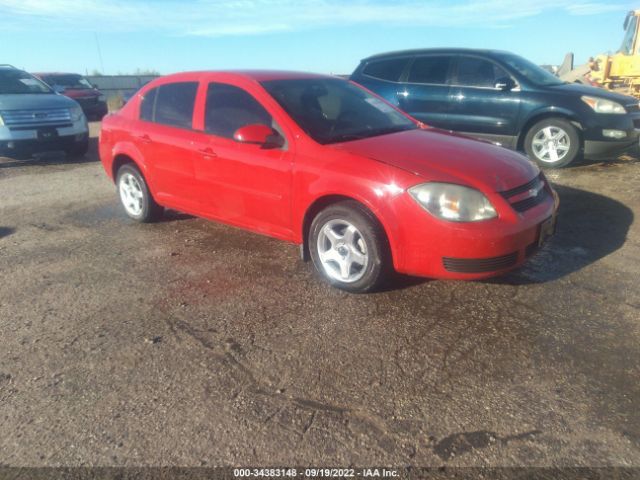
[309,201,388,293]
[524,118,580,168]
[116,164,163,222]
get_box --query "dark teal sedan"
[351,48,640,168]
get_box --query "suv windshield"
[261,78,416,144]
[41,74,93,90]
[0,69,52,94]
[494,53,564,86]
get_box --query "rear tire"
[524,118,580,168]
[309,201,389,293]
[116,164,163,222]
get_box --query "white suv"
[0,64,89,158]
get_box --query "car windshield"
[261,78,417,144]
[495,53,564,86]
[0,69,52,94]
[42,74,93,90]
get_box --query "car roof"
[33,72,83,76]
[361,48,512,62]
[160,70,339,83]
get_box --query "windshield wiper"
[324,125,415,144]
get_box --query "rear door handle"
[137,134,152,143]
[198,147,218,159]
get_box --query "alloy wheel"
[119,172,144,216]
[316,219,369,283]
[531,126,571,163]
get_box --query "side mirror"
[233,124,283,148]
[52,85,66,94]
[495,77,516,91]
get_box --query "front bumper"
[582,112,640,158]
[393,184,559,280]
[584,139,639,158]
[0,120,88,158]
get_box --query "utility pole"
[94,32,105,74]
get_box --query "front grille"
[525,242,538,258]
[510,190,546,212]
[500,174,548,213]
[627,102,640,112]
[9,123,72,131]
[633,118,640,129]
[443,252,518,273]
[1,108,71,127]
[76,97,97,107]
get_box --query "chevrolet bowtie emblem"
[528,184,542,198]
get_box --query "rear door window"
[362,58,409,82]
[149,82,198,129]
[139,87,157,122]
[407,56,452,85]
[452,57,510,88]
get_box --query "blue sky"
[0,0,635,75]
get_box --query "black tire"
[115,164,163,223]
[524,118,580,168]
[66,138,89,158]
[309,200,389,293]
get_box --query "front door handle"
[197,147,218,159]
[137,134,152,144]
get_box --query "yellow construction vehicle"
[561,10,640,97]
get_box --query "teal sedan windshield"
[495,53,564,87]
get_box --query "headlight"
[69,105,84,122]
[0,113,4,126]
[408,183,497,222]
[581,95,626,114]
[98,95,106,102]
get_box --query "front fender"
[294,159,415,272]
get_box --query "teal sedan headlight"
[581,95,626,114]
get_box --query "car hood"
[330,128,539,192]
[0,93,78,111]
[63,88,101,99]
[546,82,638,105]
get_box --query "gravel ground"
[0,122,639,468]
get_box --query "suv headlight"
[69,105,84,122]
[581,95,626,114]
[408,183,497,222]
[0,113,4,126]
[98,94,106,102]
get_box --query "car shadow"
[492,184,633,285]
[161,210,195,223]
[568,151,640,169]
[377,273,432,292]
[0,136,99,169]
[0,226,15,239]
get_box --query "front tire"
[116,164,163,222]
[309,201,388,293]
[524,118,580,168]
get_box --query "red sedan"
[99,71,558,292]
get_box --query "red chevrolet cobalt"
[99,71,558,292]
